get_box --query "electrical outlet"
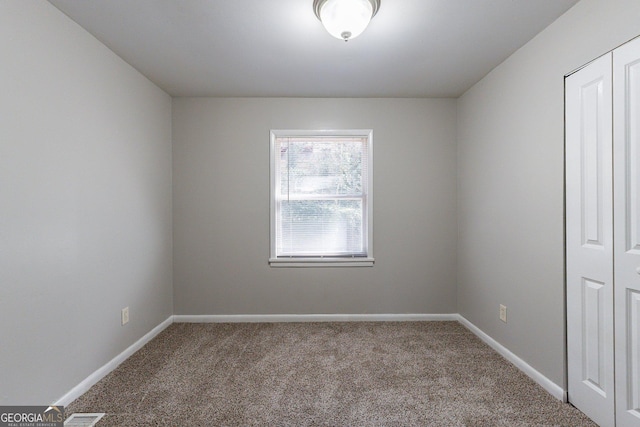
[121,307,129,325]
[499,304,507,323]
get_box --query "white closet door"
[614,36,640,427]
[566,53,615,427]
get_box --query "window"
[270,130,374,267]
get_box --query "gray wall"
[173,98,457,315]
[457,0,640,387]
[0,1,173,404]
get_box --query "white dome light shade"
[314,0,380,41]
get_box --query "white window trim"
[269,129,374,268]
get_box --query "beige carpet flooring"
[66,321,595,426]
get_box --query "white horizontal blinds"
[275,136,368,257]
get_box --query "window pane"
[271,130,372,263]
[279,200,363,255]
[280,138,364,196]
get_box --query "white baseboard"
[56,313,567,406]
[173,313,459,323]
[456,315,567,402]
[54,316,173,407]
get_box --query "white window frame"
[269,129,374,267]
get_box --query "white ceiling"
[48,0,579,98]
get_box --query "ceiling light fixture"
[313,0,380,42]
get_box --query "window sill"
[269,257,375,268]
